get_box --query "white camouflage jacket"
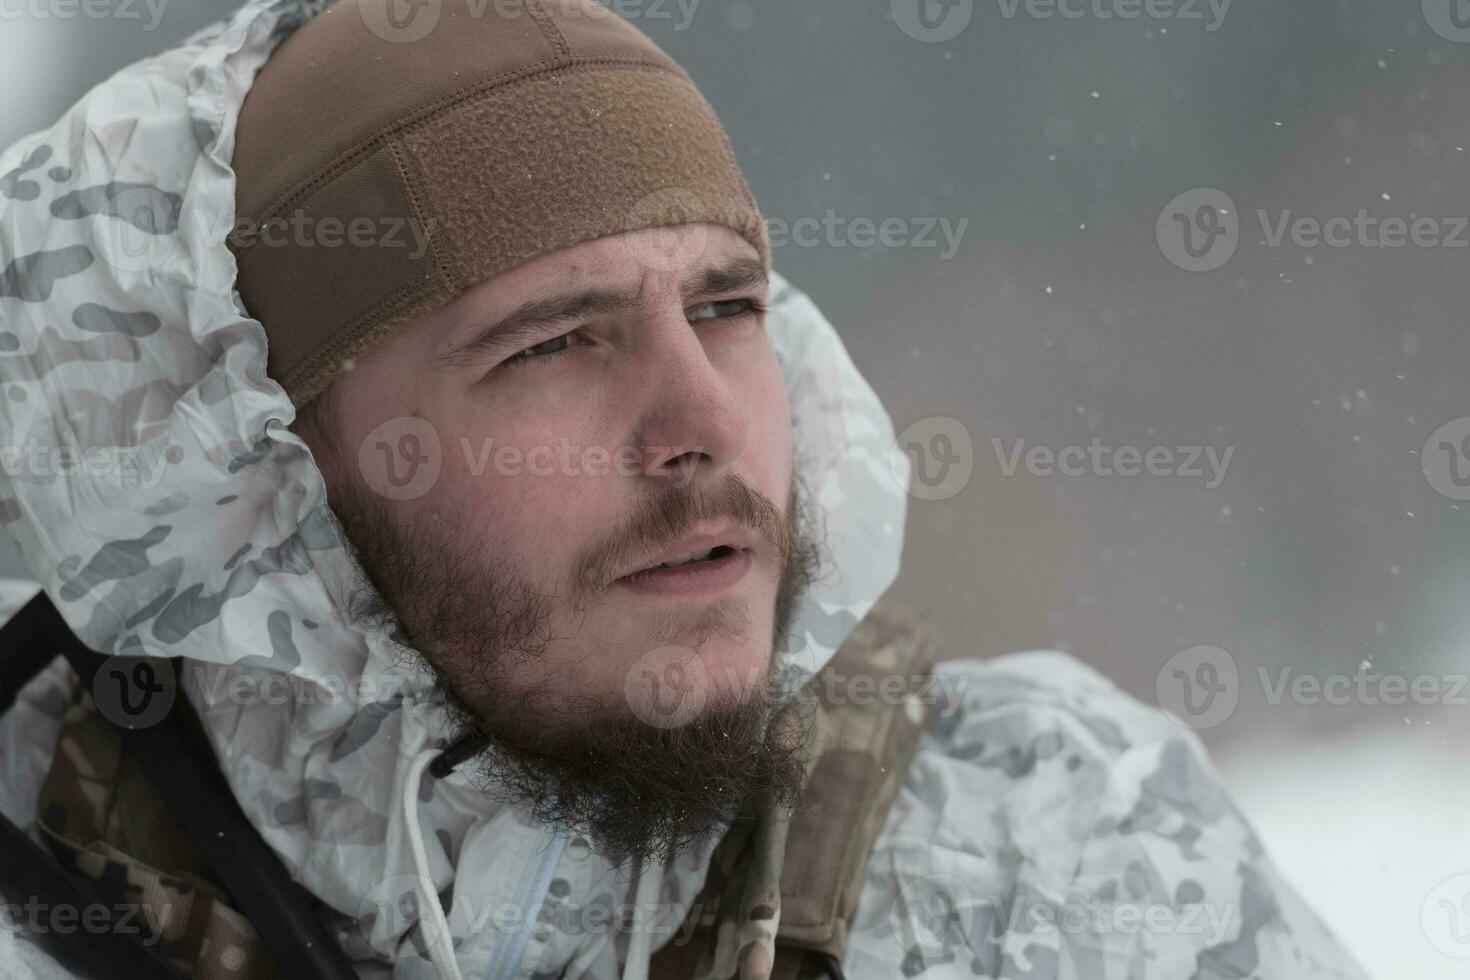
[0,3,1369,979]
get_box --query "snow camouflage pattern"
[849,653,1371,980]
[0,1,1370,978]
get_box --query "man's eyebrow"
[682,256,768,301]
[436,256,769,369]
[437,289,637,368]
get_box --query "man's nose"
[634,318,751,485]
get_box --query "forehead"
[336,223,764,379]
[458,223,757,312]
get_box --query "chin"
[616,626,775,730]
[697,633,777,706]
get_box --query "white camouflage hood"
[0,2,910,976]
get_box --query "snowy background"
[5,2,1469,977]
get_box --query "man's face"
[292,224,820,861]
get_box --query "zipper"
[482,824,568,980]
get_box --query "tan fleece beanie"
[229,0,770,408]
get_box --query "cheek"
[428,421,619,581]
[734,343,794,495]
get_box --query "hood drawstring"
[404,738,665,980]
[403,746,466,980]
[621,852,663,980]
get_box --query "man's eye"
[689,298,765,323]
[499,299,764,371]
[503,333,575,366]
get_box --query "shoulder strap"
[36,669,281,980]
[650,601,940,980]
[36,602,939,980]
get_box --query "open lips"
[648,544,739,569]
[615,524,758,591]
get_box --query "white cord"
[619,853,663,980]
[402,747,465,980]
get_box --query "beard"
[323,454,825,865]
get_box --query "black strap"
[0,810,187,979]
[812,952,847,980]
[0,586,63,715]
[1,589,360,980]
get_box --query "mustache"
[571,474,791,600]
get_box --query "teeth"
[657,547,717,569]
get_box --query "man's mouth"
[615,524,758,596]
[648,544,737,569]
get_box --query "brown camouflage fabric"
[34,601,935,980]
[649,602,940,980]
[36,672,281,980]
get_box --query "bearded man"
[0,2,1368,979]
